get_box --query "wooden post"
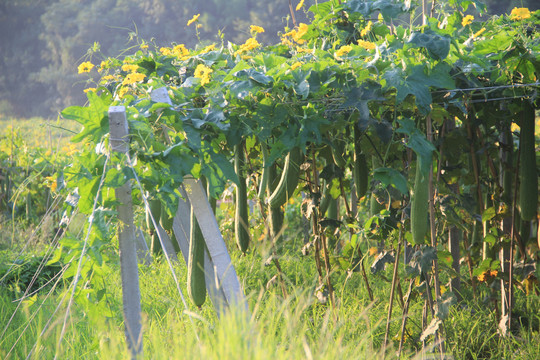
[183,177,247,310]
[150,87,248,313]
[172,187,231,315]
[109,106,143,358]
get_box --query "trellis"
[109,87,247,358]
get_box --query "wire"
[54,154,110,359]
[432,82,540,94]
[125,152,201,342]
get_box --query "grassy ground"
[0,116,80,150]
[1,225,539,359]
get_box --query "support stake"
[109,106,143,359]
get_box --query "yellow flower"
[194,64,213,86]
[101,74,118,82]
[294,23,309,43]
[290,62,302,70]
[283,24,309,45]
[369,247,378,256]
[117,87,130,99]
[141,44,148,50]
[378,13,384,22]
[510,7,531,21]
[250,25,265,34]
[334,45,353,59]
[173,44,189,57]
[45,176,57,192]
[358,39,376,49]
[472,27,486,38]
[281,36,293,46]
[296,47,314,54]
[201,44,216,53]
[462,15,474,26]
[296,0,305,11]
[187,13,200,26]
[121,64,139,73]
[361,21,373,37]
[65,143,78,156]
[98,60,110,72]
[478,272,487,282]
[489,270,498,277]
[78,61,94,74]
[234,37,260,56]
[122,72,146,85]
[83,87,96,93]
[160,47,173,56]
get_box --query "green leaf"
[407,30,451,60]
[62,92,111,143]
[371,250,395,274]
[227,80,257,99]
[482,207,497,222]
[235,69,273,85]
[396,118,435,174]
[406,245,437,276]
[343,81,384,122]
[77,177,100,214]
[383,64,454,114]
[373,167,408,195]
[344,0,410,21]
[104,167,128,188]
[435,292,456,320]
[292,69,312,99]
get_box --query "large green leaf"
[344,0,410,21]
[373,167,408,195]
[407,30,451,60]
[61,92,111,143]
[396,118,436,174]
[383,63,455,115]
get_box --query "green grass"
[1,234,539,359]
[0,116,80,149]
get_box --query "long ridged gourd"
[160,203,179,253]
[319,181,331,216]
[354,124,368,199]
[267,147,302,209]
[369,156,385,217]
[187,206,206,307]
[519,102,538,221]
[268,162,284,243]
[234,143,250,253]
[411,157,430,245]
[146,199,162,255]
[331,139,347,168]
[257,141,269,202]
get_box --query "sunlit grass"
[0,116,80,150]
[2,241,539,359]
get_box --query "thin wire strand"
[24,219,91,359]
[0,196,63,285]
[0,196,65,343]
[432,81,539,93]
[124,151,201,343]
[54,155,110,359]
[4,263,70,360]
